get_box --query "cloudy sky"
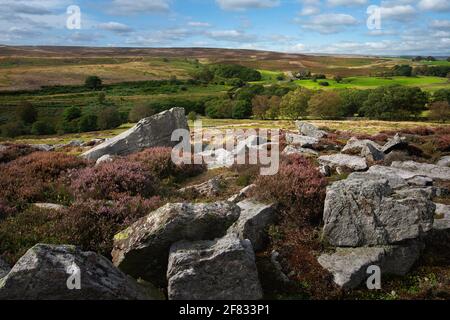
[1,0,449,56]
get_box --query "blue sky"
[1,0,449,56]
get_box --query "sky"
[0,0,449,56]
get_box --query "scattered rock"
[391,161,450,181]
[323,174,435,247]
[320,165,332,177]
[199,148,234,169]
[31,144,54,152]
[67,140,83,147]
[228,200,276,251]
[381,133,408,154]
[112,202,241,285]
[180,177,223,197]
[283,145,318,157]
[342,137,382,156]
[95,154,115,165]
[228,184,256,203]
[437,156,450,168]
[270,251,290,283]
[318,154,368,173]
[318,241,423,289]
[434,203,450,231]
[361,144,385,162]
[167,234,263,300]
[235,135,268,155]
[295,121,327,139]
[285,132,318,148]
[0,257,10,279]
[33,203,65,211]
[82,139,105,147]
[0,244,154,300]
[82,107,188,161]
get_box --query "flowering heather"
[0,144,35,164]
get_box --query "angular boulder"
[295,121,327,139]
[283,145,318,157]
[434,203,450,231]
[318,241,423,289]
[228,200,276,251]
[391,161,450,181]
[0,257,10,279]
[318,154,368,173]
[228,184,256,203]
[0,244,153,300]
[437,156,450,168]
[342,137,382,155]
[381,133,408,154]
[285,132,318,148]
[323,174,435,247]
[167,234,263,300]
[112,202,241,285]
[82,108,188,161]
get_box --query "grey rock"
[323,174,435,247]
[437,156,450,167]
[361,143,385,162]
[0,258,10,279]
[112,202,241,285]
[391,161,450,181]
[228,184,256,203]
[82,108,188,161]
[434,203,450,231]
[67,140,84,147]
[295,121,327,139]
[270,251,290,283]
[167,234,263,300]
[199,148,234,169]
[318,242,423,289]
[318,154,368,173]
[381,133,408,154]
[179,177,223,197]
[283,145,318,157]
[234,135,268,155]
[33,203,65,211]
[95,154,114,165]
[285,132,319,148]
[320,165,332,177]
[31,144,54,152]
[228,200,276,251]
[342,137,383,156]
[0,244,154,300]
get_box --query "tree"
[31,121,55,135]
[392,65,413,77]
[429,101,450,123]
[16,101,38,124]
[265,96,281,120]
[98,92,106,104]
[232,100,252,119]
[433,89,450,104]
[97,107,122,130]
[205,98,233,119]
[63,107,82,122]
[85,76,102,90]
[308,91,344,119]
[279,87,312,119]
[340,89,370,117]
[188,111,198,121]
[79,114,98,132]
[128,104,155,122]
[252,95,270,120]
[1,121,26,137]
[334,75,343,83]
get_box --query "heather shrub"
[0,152,86,207]
[252,154,327,225]
[0,144,35,163]
[70,159,158,200]
[437,135,450,152]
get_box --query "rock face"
[0,258,10,279]
[295,121,327,139]
[434,203,450,231]
[318,154,368,173]
[0,244,153,300]
[323,174,435,247]
[167,234,263,300]
[283,145,318,157]
[390,161,450,180]
[112,202,240,285]
[179,177,222,197]
[318,242,423,289]
[82,108,188,161]
[228,200,276,251]
[285,133,318,148]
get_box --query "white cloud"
[97,22,133,33]
[379,5,416,21]
[216,0,280,11]
[300,6,320,15]
[188,21,211,27]
[418,0,450,11]
[430,20,450,29]
[299,13,358,34]
[327,0,367,6]
[206,29,257,42]
[108,0,170,14]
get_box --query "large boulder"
[391,161,450,181]
[228,200,276,251]
[283,145,318,157]
[167,234,263,300]
[323,174,436,247]
[82,108,188,161]
[0,244,154,300]
[434,203,450,231]
[437,156,450,168]
[112,202,240,285]
[0,258,10,279]
[381,133,408,154]
[342,137,382,155]
[318,154,368,173]
[318,241,423,289]
[285,132,318,148]
[295,121,327,139]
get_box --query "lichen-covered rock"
[437,156,450,168]
[318,241,423,289]
[95,154,114,165]
[282,145,318,157]
[318,154,368,173]
[228,184,256,203]
[285,132,319,148]
[167,234,263,300]
[390,161,450,181]
[342,137,382,156]
[323,174,435,247]
[361,143,385,162]
[295,121,327,139]
[381,133,408,154]
[228,200,276,251]
[82,108,188,161]
[0,244,154,300]
[434,203,450,231]
[0,257,10,279]
[179,177,223,197]
[112,202,241,285]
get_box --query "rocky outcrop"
[295,121,327,139]
[112,202,240,285]
[434,203,450,231]
[167,234,263,300]
[390,161,450,181]
[318,154,368,174]
[285,133,318,148]
[318,241,423,289]
[228,200,276,251]
[0,257,10,279]
[179,177,223,197]
[323,173,436,247]
[82,108,188,161]
[228,184,256,203]
[342,137,385,162]
[283,145,318,157]
[0,244,154,300]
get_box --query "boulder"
[295,121,327,139]
[95,154,114,165]
[112,202,240,285]
[283,145,318,157]
[179,177,222,197]
[234,135,268,155]
[318,154,368,173]
[228,184,256,203]
[361,144,385,162]
[285,133,318,148]
[342,137,382,156]
[167,234,263,300]
[82,108,188,161]
[67,140,84,147]
[0,244,154,300]
[318,241,423,289]
[437,156,450,167]
[434,203,450,231]
[199,148,234,169]
[391,161,450,181]
[381,133,408,154]
[228,200,276,251]
[33,203,65,211]
[31,144,54,152]
[323,174,435,247]
[0,257,10,279]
